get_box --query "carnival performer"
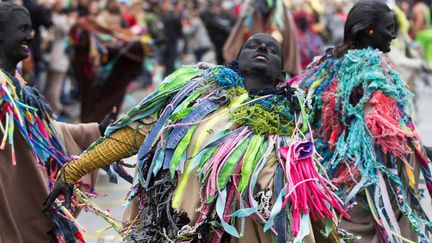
[44,33,348,242]
[0,3,113,242]
[223,0,301,76]
[298,1,432,242]
[70,1,145,123]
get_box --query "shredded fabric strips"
[300,47,432,242]
[91,64,348,241]
[0,70,84,242]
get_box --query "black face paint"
[366,11,396,53]
[0,10,33,67]
[238,33,283,85]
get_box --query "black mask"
[0,10,33,68]
[238,33,283,86]
[362,11,396,53]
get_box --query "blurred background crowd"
[3,0,432,241]
[6,0,432,123]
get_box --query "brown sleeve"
[62,126,145,184]
[56,122,101,152]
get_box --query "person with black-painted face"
[0,2,112,242]
[352,10,396,53]
[238,33,285,90]
[44,33,347,242]
[223,0,301,76]
[1,10,32,70]
[299,1,432,242]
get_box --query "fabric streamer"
[300,47,432,241]
[91,64,348,241]
[0,70,83,242]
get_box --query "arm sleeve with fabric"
[61,126,145,184]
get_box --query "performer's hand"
[42,173,74,212]
[98,106,117,135]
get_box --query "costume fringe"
[300,47,432,241]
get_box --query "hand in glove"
[41,170,74,212]
[98,106,117,135]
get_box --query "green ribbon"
[218,137,252,189]
[238,135,264,192]
[169,125,198,177]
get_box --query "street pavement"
[77,79,432,242]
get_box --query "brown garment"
[339,152,420,243]
[340,197,417,243]
[223,6,301,75]
[57,122,101,197]
[0,122,100,243]
[70,18,144,123]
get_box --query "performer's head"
[336,0,395,56]
[237,33,285,90]
[0,2,32,73]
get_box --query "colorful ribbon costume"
[63,64,347,242]
[0,70,84,242]
[299,47,432,242]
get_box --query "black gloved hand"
[98,106,117,135]
[42,171,74,212]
